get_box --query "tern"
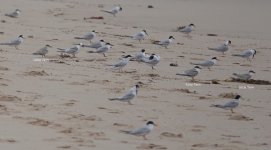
[57,43,83,58]
[233,70,255,80]
[191,57,218,70]
[88,42,113,57]
[109,84,139,105]
[5,9,21,18]
[176,66,201,81]
[120,121,157,140]
[74,30,97,43]
[133,30,148,43]
[108,55,132,72]
[158,36,175,48]
[178,23,195,37]
[232,49,256,62]
[101,6,122,17]
[33,44,52,57]
[0,35,24,49]
[208,40,231,55]
[143,54,160,69]
[211,95,241,113]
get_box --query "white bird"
[133,49,150,62]
[176,66,201,81]
[232,49,256,61]
[0,35,24,49]
[143,54,160,69]
[108,55,132,72]
[211,95,241,113]
[101,6,122,17]
[233,70,255,80]
[178,23,195,36]
[208,40,231,54]
[88,42,113,57]
[120,121,157,140]
[84,39,105,49]
[74,30,97,43]
[33,44,52,57]
[109,84,139,105]
[5,9,21,18]
[133,30,148,43]
[57,43,83,57]
[158,36,175,48]
[191,57,218,70]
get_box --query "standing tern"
[143,54,160,69]
[233,70,255,80]
[120,121,157,140]
[0,35,24,50]
[191,57,218,70]
[74,30,97,43]
[208,40,231,55]
[108,55,132,72]
[101,6,122,17]
[158,36,175,48]
[57,43,83,58]
[88,42,113,57]
[84,39,105,49]
[109,84,139,105]
[5,9,21,18]
[232,49,256,62]
[178,23,195,37]
[176,66,201,81]
[133,30,148,43]
[133,49,150,62]
[33,44,52,57]
[211,95,241,113]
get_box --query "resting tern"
[108,55,132,72]
[0,35,24,49]
[84,39,105,49]
[57,43,83,58]
[74,30,97,43]
[133,30,148,43]
[158,36,174,48]
[101,6,122,17]
[233,70,255,80]
[208,40,231,54]
[191,57,218,70]
[88,42,113,57]
[5,9,21,18]
[211,95,241,113]
[109,84,139,105]
[33,44,52,57]
[120,121,157,140]
[232,49,256,62]
[176,66,201,81]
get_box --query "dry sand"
[0,0,271,150]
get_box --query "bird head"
[18,35,24,38]
[124,55,132,58]
[252,49,256,58]
[45,44,52,48]
[249,70,256,74]
[235,95,241,100]
[146,121,157,126]
[194,66,201,69]
[142,29,148,35]
[141,49,145,52]
[189,23,195,27]
[169,36,175,39]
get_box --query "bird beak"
[145,32,149,36]
[110,44,114,46]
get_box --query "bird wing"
[96,46,107,53]
[130,126,150,136]
[66,46,79,53]
[223,101,238,108]
[184,68,198,76]
[159,39,169,45]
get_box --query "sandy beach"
[0,0,271,150]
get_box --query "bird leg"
[143,135,148,140]
[103,53,106,57]
[128,101,133,105]
[231,109,234,113]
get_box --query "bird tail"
[108,98,120,101]
[87,51,94,53]
[176,73,188,76]
[190,62,200,65]
[210,104,224,108]
[0,42,9,45]
[101,10,112,14]
[119,130,131,134]
[232,54,241,57]
[74,37,84,39]
[233,73,238,76]
[57,48,65,52]
[208,47,216,50]
[32,52,41,55]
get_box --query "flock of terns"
[0,5,259,140]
